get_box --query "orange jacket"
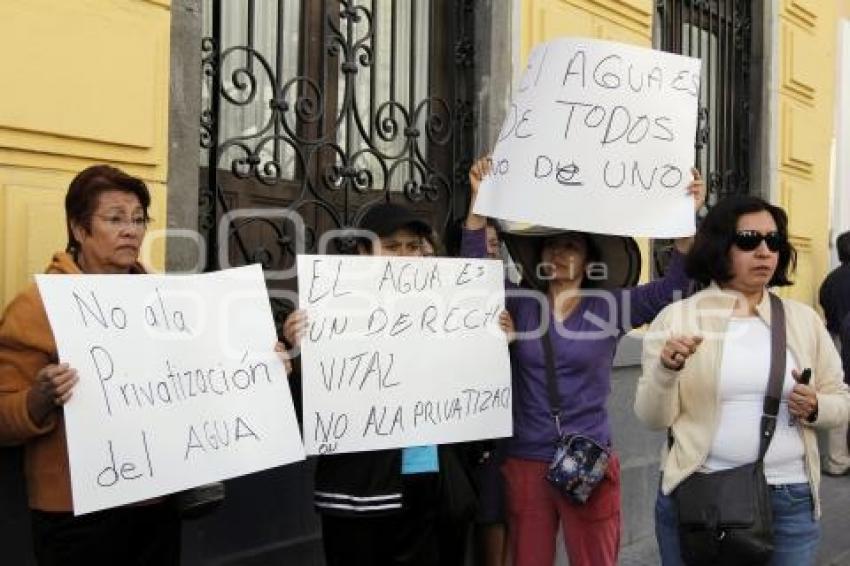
[0,252,143,511]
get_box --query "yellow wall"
[775,0,837,305]
[521,0,653,61]
[0,0,171,306]
[520,0,654,282]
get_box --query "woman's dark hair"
[65,165,151,253]
[685,195,796,287]
[423,230,445,256]
[836,231,850,264]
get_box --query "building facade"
[2,1,849,563]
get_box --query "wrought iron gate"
[191,2,474,563]
[653,0,761,274]
[200,0,475,329]
[656,0,760,206]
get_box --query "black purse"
[673,293,786,566]
[539,304,610,504]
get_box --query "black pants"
[31,501,181,566]
[321,474,442,566]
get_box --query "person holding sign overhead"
[284,201,515,566]
[462,157,705,566]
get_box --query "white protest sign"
[473,37,702,238]
[36,265,305,515]
[297,254,512,455]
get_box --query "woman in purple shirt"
[462,158,705,566]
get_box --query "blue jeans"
[655,482,820,566]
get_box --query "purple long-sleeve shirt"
[461,227,691,461]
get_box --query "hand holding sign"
[27,363,79,423]
[274,341,293,375]
[687,168,706,213]
[499,310,516,344]
[469,156,493,201]
[466,156,494,231]
[283,309,308,349]
[671,168,706,254]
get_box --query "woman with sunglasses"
[636,196,850,565]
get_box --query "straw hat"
[497,220,642,291]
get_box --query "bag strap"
[540,301,562,435]
[757,292,786,462]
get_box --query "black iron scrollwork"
[200,0,474,327]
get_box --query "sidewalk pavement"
[619,474,850,565]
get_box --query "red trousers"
[502,455,621,566]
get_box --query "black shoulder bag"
[673,293,786,566]
[540,303,610,504]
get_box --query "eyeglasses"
[733,230,785,252]
[95,214,149,231]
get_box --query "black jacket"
[820,263,850,335]
[314,449,404,517]
[313,443,483,520]
[841,313,850,379]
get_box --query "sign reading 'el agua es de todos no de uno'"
[474,37,702,237]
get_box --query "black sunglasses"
[733,230,786,252]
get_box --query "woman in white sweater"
[636,196,850,566]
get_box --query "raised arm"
[461,156,495,259]
[616,169,705,331]
[464,156,492,232]
[670,167,705,256]
[617,250,691,331]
